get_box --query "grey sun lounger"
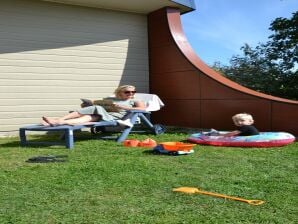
[19,94,165,149]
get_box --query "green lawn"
[0,130,297,224]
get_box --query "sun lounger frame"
[19,110,164,149]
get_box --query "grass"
[0,129,297,224]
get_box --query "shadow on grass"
[165,126,210,134]
[142,149,155,155]
[26,155,69,163]
[142,149,173,156]
[0,130,157,148]
[1,126,199,148]
[0,140,22,148]
[0,131,99,148]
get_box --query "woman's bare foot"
[42,117,63,126]
[41,120,50,126]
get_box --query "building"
[1,0,297,136]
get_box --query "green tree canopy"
[212,11,298,100]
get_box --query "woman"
[42,85,146,126]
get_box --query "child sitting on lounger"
[41,85,146,127]
[208,113,260,137]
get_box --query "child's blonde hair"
[232,113,254,125]
[114,85,136,98]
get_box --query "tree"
[212,11,298,100]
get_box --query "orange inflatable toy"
[123,138,157,147]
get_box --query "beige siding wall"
[0,0,149,135]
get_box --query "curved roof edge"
[171,0,196,14]
[41,0,195,14]
[166,7,298,104]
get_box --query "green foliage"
[268,11,298,70]
[0,131,297,223]
[212,11,298,100]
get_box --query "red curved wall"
[148,8,298,136]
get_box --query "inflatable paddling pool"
[187,132,295,147]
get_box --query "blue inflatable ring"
[187,132,295,147]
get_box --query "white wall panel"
[0,0,149,135]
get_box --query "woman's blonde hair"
[232,113,254,124]
[114,85,136,98]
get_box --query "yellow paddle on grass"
[173,187,265,206]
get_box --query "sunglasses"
[124,90,136,94]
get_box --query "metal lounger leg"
[19,128,27,146]
[116,127,132,143]
[138,113,154,129]
[138,113,165,135]
[116,112,141,143]
[65,129,74,149]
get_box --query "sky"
[181,0,298,65]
